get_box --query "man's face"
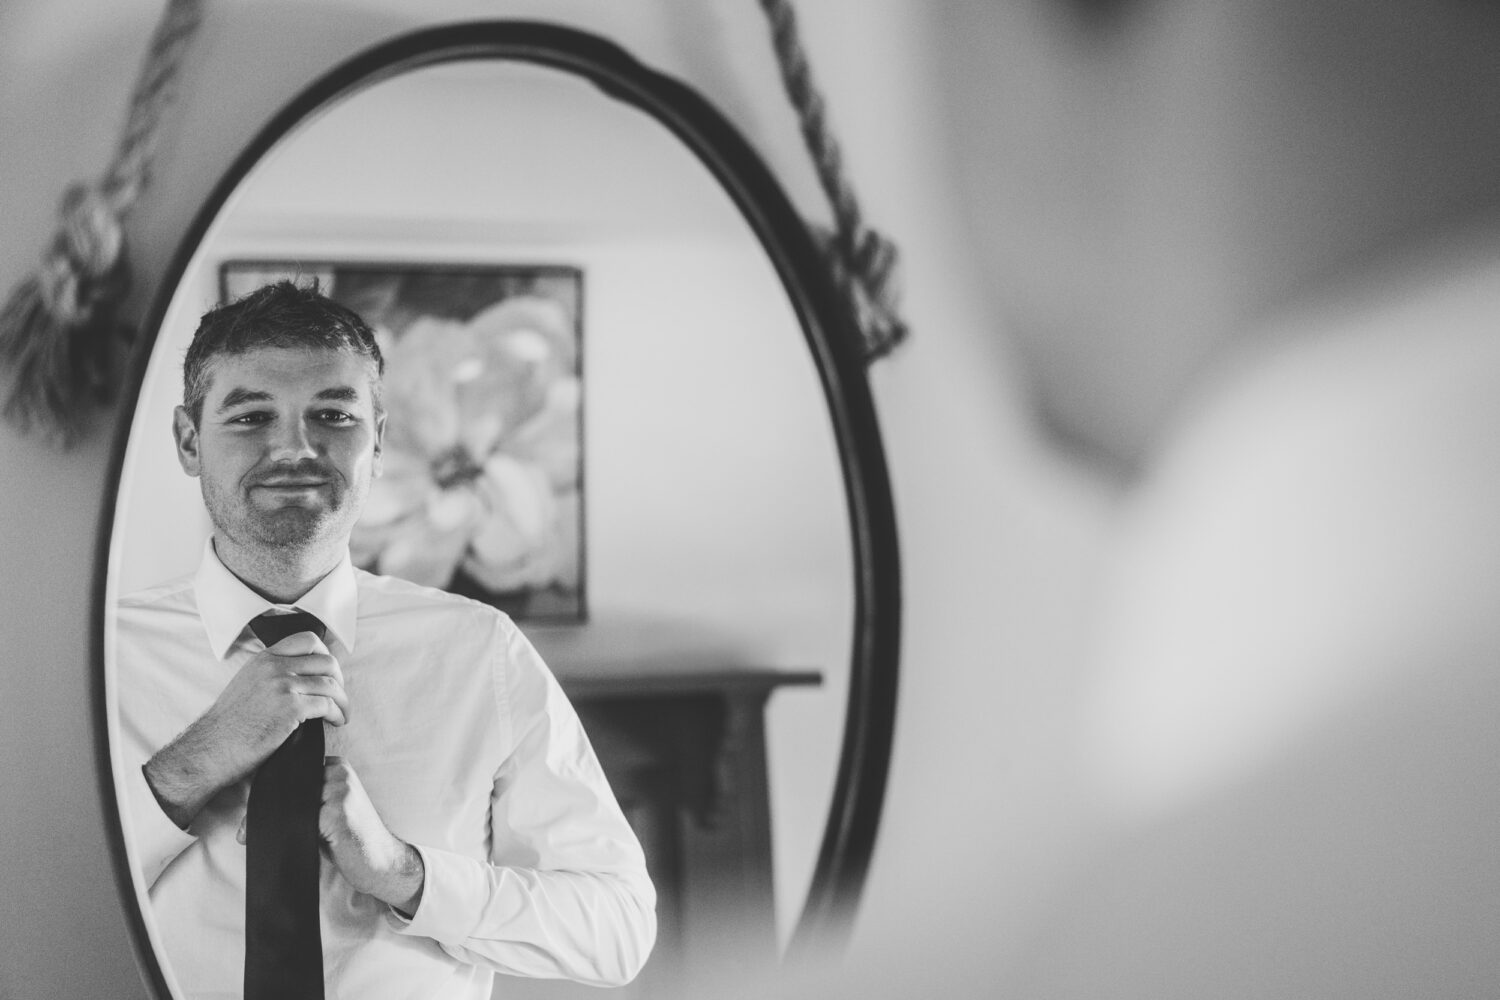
[173,344,386,558]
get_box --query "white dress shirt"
[116,541,655,1000]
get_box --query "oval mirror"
[99,22,898,1000]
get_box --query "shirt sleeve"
[391,621,657,986]
[116,670,199,887]
[127,763,199,887]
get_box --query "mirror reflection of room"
[108,57,854,1000]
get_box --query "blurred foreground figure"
[770,2,1500,998]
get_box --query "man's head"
[182,280,385,426]
[173,281,387,592]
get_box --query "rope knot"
[37,183,129,327]
[816,225,908,362]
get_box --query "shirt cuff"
[129,764,198,886]
[387,843,514,946]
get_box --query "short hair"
[182,280,385,424]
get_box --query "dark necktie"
[244,610,327,1000]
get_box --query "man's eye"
[317,410,356,424]
[227,412,270,426]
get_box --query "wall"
[6,1,1500,999]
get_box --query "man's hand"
[320,756,425,916]
[144,631,349,828]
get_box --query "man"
[116,281,655,999]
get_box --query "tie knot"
[248,610,327,648]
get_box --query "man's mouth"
[254,479,329,491]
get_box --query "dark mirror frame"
[93,21,900,998]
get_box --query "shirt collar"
[194,538,359,660]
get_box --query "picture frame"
[221,259,586,622]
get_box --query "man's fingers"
[297,653,345,688]
[264,631,328,656]
[275,649,344,684]
[299,692,347,727]
[317,701,348,727]
[321,757,350,804]
[285,672,349,727]
[321,756,358,787]
[294,673,347,702]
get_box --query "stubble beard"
[252,504,338,550]
[204,476,362,566]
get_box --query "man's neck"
[211,536,343,605]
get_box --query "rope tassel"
[0,185,135,445]
[0,0,203,448]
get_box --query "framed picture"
[221,260,586,622]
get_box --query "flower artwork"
[222,262,586,620]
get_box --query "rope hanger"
[0,0,204,448]
[758,0,909,364]
[0,0,907,447]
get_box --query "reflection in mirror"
[106,55,854,998]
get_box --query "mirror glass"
[105,56,854,995]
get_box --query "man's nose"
[267,416,319,461]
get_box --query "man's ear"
[172,405,202,477]
[372,410,387,479]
